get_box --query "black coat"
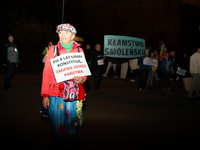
[91,50,104,71]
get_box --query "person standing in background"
[92,44,105,93]
[129,58,139,82]
[42,40,53,63]
[138,47,151,92]
[1,35,20,90]
[160,53,174,91]
[186,48,200,101]
[120,58,129,80]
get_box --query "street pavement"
[0,73,200,150]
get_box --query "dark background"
[0,0,200,74]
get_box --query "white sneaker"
[102,74,107,77]
[130,79,136,82]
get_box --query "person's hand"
[74,76,83,84]
[16,65,19,67]
[3,64,7,66]
[42,97,49,109]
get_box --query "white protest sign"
[152,59,158,67]
[143,57,158,67]
[176,67,186,76]
[143,57,153,66]
[97,59,104,65]
[50,53,91,83]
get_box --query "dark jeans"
[138,69,149,89]
[163,73,171,88]
[94,70,102,91]
[115,62,121,76]
[130,69,137,80]
[4,62,16,88]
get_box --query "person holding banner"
[41,23,87,148]
[120,58,129,80]
[129,58,139,82]
[102,58,116,77]
[138,47,151,92]
[160,53,174,91]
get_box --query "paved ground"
[0,73,200,150]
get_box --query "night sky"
[0,0,200,66]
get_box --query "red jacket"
[41,41,87,98]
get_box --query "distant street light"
[62,0,65,23]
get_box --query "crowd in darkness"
[87,43,200,103]
[83,43,192,95]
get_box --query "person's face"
[8,36,13,43]
[95,44,101,51]
[149,47,151,51]
[151,52,154,57]
[58,30,74,44]
[165,56,168,60]
[154,50,157,55]
[171,52,175,57]
[183,54,187,58]
[86,45,90,49]
[145,49,149,55]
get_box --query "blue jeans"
[115,62,121,76]
[4,62,16,88]
[94,70,102,91]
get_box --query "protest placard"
[143,57,153,66]
[152,59,158,67]
[104,35,145,58]
[143,57,158,67]
[176,67,186,76]
[50,53,91,83]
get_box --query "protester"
[84,44,93,75]
[40,40,53,118]
[176,53,189,80]
[42,40,53,63]
[147,52,158,89]
[129,58,139,82]
[41,23,87,148]
[186,48,200,101]
[102,58,116,77]
[114,58,121,78]
[160,53,174,91]
[1,34,20,90]
[92,44,105,93]
[120,58,129,80]
[138,47,151,92]
[153,50,160,81]
[169,51,176,81]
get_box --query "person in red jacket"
[41,23,87,148]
